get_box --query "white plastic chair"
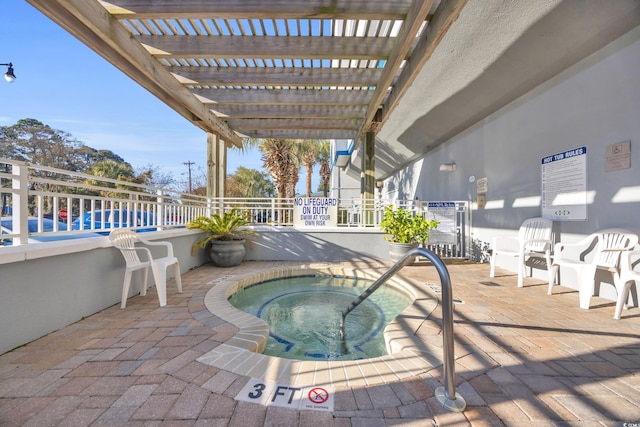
[548,229,638,312]
[614,250,640,319]
[489,217,554,287]
[109,229,182,308]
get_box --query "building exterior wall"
[383,27,640,295]
[245,227,387,262]
[330,164,360,203]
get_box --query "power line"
[184,161,195,193]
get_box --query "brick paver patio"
[0,260,638,426]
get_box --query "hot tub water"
[228,275,412,361]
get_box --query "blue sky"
[0,1,266,190]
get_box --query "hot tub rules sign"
[293,197,338,228]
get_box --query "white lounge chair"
[615,249,640,319]
[109,229,182,308]
[548,229,638,313]
[490,217,554,287]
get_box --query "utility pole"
[183,161,195,193]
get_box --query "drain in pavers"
[207,275,234,284]
[427,283,441,293]
[426,283,464,304]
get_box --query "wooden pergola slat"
[193,88,374,106]
[139,34,395,60]
[210,104,367,120]
[173,67,383,87]
[100,0,415,20]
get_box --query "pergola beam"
[355,0,436,145]
[100,0,415,20]
[140,35,394,60]
[240,129,356,140]
[193,88,374,106]
[227,118,360,131]
[210,104,367,120]
[174,67,382,88]
[381,0,468,125]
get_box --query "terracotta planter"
[209,240,246,267]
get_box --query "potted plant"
[380,205,439,262]
[187,209,256,267]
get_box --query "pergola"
[26,0,465,147]
[26,1,640,191]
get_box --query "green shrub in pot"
[380,205,439,244]
[187,209,256,267]
[380,205,439,262]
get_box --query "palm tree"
[295,140,321,197]
[259,138,296,224]
[85,159,137,200]
[226,166,275,198]
[286,161,299,199]
[259,138,295,200]
[317,141,331,197]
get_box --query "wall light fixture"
[439,162,456,172]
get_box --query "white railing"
[0,158,208,245]
[0,158,469,257]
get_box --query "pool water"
[228,275,412,361]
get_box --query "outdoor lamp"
[439,162,456,172]
[2,63,16,83]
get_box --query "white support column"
[217,136,226,199]
[206,133,216,199]
[206,133,227,209]
[361,131,376,226]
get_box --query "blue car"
[1,217,103,245]
[71,209,156,234]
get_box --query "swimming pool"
[228,275,412,361]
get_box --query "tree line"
[0,118,172,188]
[1,118,333,200]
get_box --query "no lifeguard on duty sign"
[236,378,335,412]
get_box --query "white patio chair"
[548,229,638,313]
[489,217,554,287]
[614,249,640,319]
[109,229,182,308]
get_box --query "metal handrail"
[339,247,466,412]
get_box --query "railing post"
[206,196,213,219]
[271,198,276,226]
[339,247,466,412]
[426,249,467,413]
[156,189,165,229]
[12,163,29,246]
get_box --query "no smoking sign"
[236,378,334,412]
[307,387,329,404]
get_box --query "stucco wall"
[0,228,387,355]
[384,27,640,298]
[0,230,206,355]
[244,227,387,262]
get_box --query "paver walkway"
[0,260,639,426]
